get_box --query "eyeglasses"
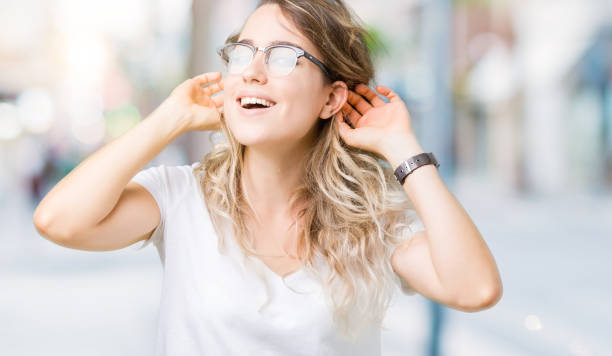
[217,42,331,78]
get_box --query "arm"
[33,72,223,247]
[33,102,185,242]
[385,137,503,311]
[337,83,503,311]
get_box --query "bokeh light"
[16,88,56,134]
[0,102,23,140]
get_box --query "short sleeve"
[394,211,425,296]
[130,164,169,252]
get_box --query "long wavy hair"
[194,0,421,339]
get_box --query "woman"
[33,0,502,354]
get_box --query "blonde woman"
[34,0,502,354]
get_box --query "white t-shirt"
[131,162,422,356]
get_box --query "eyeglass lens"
[224,44,298,77]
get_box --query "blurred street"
[2,0,612,355]
[2,176,610,356]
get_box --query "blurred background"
[1,0,611,355]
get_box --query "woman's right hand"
[161,71,224,132]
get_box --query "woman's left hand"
[336,84,421,160]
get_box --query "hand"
[336,84,418,158]
[161,71,224,132]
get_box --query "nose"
[241,48,267,84]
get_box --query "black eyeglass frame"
[216,42,331,79]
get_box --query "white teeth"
[240,97,275,108]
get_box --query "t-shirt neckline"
[190,162,308,284]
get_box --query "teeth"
[240,97,275,108]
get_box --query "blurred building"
[564,26,612,189]
[452,0,612,196]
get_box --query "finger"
[342,103,361,128]
[355,83,386,107]
[193,71,222,85]
[376,85,401,103]
[212,93,224,108]
[201,81,223,96]
[336,112,363,149]
[347,90,373,115]
[336,111,353,135]
[341,102,352,115]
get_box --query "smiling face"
[222,4,343,151]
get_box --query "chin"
[233,127,297,151]
[225,117,270,147]
[232,132,268,147]
[224,109,310,150]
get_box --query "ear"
[319,81,348,119]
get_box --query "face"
[222,4,346,150]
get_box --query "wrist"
[148,99,190,140]
[382,134,426,169]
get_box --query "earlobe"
[319,80,348,119]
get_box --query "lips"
[235,90,277,116]
[237,97,275,108]
[236,90,276,105]
[236,99,276,116]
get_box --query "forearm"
[383,135,502,301]
[33,102,187,238]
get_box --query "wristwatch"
[393,152,439,185]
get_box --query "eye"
[231,54,251,65]
[268,47,296,67]
[269,56,293,66]
[228,45,252,64]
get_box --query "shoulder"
[162,161,201,193]
[171,161,201,183]
[133,161,201,200]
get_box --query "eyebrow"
[237,38,304,50]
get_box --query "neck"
[241,139,311,225]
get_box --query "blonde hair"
[195,0,420,339]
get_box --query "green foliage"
[104,105,141,138]
[365,25,389,57]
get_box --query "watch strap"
[393,152,439,185]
